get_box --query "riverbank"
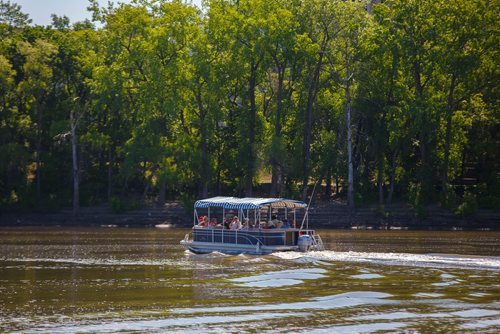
[1,201,498,230]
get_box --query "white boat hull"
[180,239,298,255]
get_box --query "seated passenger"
[281,219,291,229]
[268,215,279,229]
[223,217,230,229]
[242,218,249,229]
[230,216,242,230]
[209,218,217,227]
[198,216,206,227]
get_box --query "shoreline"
[1,202,498,231]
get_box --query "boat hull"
[180,228,309,255]
[181,240,297,255]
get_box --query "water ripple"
[172,291,393,314]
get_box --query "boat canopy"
[194,196,307,210]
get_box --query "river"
[1,228,499,333]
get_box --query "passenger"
[223,217,230,229]
[198,216,206,227]
[248,219,255,229]
[281,219,291,229]
[242,218,249,229]
[268,215,279,229]
[203,216,210,226]
[231,216,241,230]
[209,218,217,227]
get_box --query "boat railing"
[196,228,266,247]
[193,228,302,247]
[311,233,325,251]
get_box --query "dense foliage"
[0,0,498,215]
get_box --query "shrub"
[440,183,458,210]
[479,196,500,210]
[110,196,126,214]
[456,192,478,217]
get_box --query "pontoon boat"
[180,196,324,255]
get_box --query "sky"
[13,0,202,26]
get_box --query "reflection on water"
[0,227,499,333]
[230,268,327,287]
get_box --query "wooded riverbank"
[1,201,498,230]
[1,1,498,220]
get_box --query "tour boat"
[180,196,324,255]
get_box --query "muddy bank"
[1,202,498,230]
[0,202,191,228]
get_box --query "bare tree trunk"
[345,70,355,213]
[387,148,399,205]
[245,59,258,197]
[142,165,157,203]
[107,147,113,201]
[377,155,384,206]
[200,125,208,198]
[35,100,43,203]
[70,109,79,216]
[325,170,332,199]
[196,85,209,198]
[270,65,285,197]
[158,178,166,205]
[335,175,339,195]
[442,74,456,186]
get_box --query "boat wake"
[273,251,500,270]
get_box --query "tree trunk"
[325,170,332,199]
[107,147,113,201]
[345,69,355,213]
[35,100,43,203]
[142,165,157,203]
[270,65,285,197]
[442,74,456,186]
[377,155,384,206]
[158,178,166,205]
[71,109,79,215]
[335,175,339,195]
[301,41,326,200]
[387,148,399,205]
[196,85,209,198]
[245,60,258,197]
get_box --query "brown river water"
[0,228,499,333]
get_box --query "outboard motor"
[298,234,313,252]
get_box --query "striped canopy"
[194,196,307,210]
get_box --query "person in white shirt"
[230,216,241,230]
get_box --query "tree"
[328,1,370,211]
[0,0,31,28]
[17,39,57,202]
